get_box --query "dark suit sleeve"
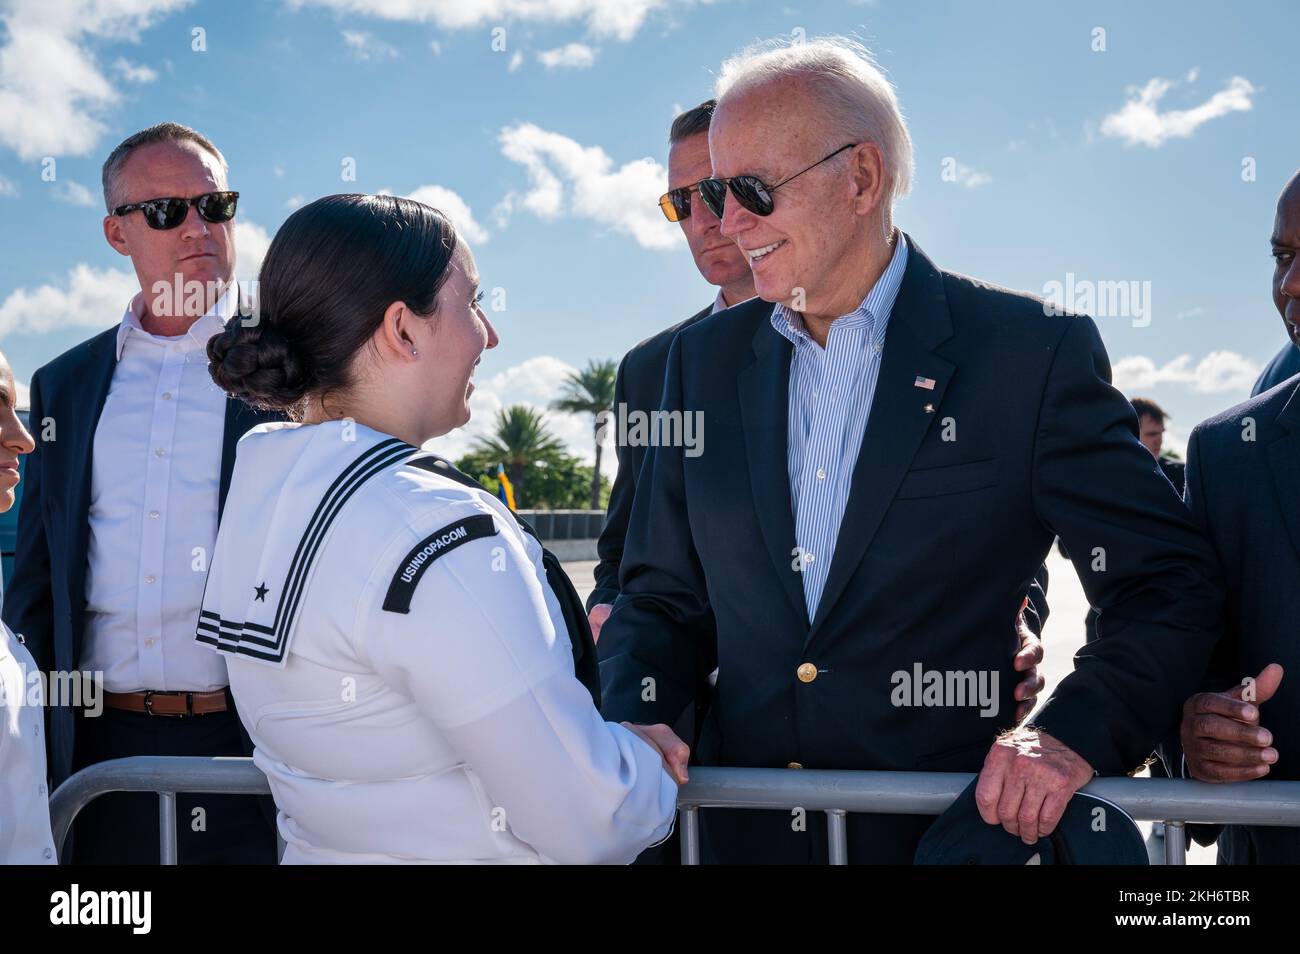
[597,335,712,727]
[1028,316,1223,775]
[2,371,55,674]
[1178,428,1237,693]
[1161,426,1234,846]
[587,356,633,612]
[1156,430,1241,750]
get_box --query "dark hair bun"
[207,318,313,410]
[205,194,458,415]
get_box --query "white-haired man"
[597,37,1223,863]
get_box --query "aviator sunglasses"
[658,181,705,223]
[697,144,858,218]
[112,190,240,230]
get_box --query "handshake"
[622,722,691,784]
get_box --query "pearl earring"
[410,348,418,356]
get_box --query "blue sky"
[0,0,1296,465]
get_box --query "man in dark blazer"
[598,40,1224,863]
[3,123,279,863]
[591,100,1050,770]
[1169,169,1300,864]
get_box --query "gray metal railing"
[48,756,1300,865]
[674,768,1300,865]
[49,756,273,864]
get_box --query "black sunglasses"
[658,181,705,222]
[112,191,239,230]
[698,144,858,218]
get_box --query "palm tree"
[470,405,564,502]
[551,359,617,509]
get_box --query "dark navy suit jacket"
[597,236,1224,863]
[1180,378,1300,863]
[589,303,714,612]
[2,324,282,787]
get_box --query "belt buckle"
[142,690,194,717]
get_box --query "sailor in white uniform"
[200,194,686,864]
[197,420,679,863]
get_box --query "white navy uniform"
[0,622,57,863]
[196,420,676,864]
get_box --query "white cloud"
[0,263,139,338]
[423,355,612,475]
[949,162,992,189]
[286,0,668,41]
[1111,350,1260,395]
[1100,73,1256,148]
[341,29,398,60]
[429,39,442,55]
[234,219,273,284]
[497,122,679,250]
[52,180,97,206]
[404,184,491,244]
[0,174,17,197]
[112,56,157,83]
[285,194,304,209]
[0,0,192,161]
[507,49,524,72]
[537,42,596,69]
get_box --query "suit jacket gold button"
[787,761,803,769]
[797,662,817,683]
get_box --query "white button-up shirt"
[770,233,909,621]
[80,291,234,693]
[0,623,56,863]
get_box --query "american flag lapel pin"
[914,375,936,390]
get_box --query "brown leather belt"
[103,689,229,717]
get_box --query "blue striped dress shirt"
[770,232,909,622]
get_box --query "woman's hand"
[621,722,690,784]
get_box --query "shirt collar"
[116,284,237,361]
[770,230,909,346]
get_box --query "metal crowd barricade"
[48,756,1300,865]
[675,769,1300,864]
[49,756,274,864]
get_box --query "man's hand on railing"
[621,722,690,784]
[1012,609,1045,723]
[588,603,612,643]
[1180,664,1284,783]
[974,727,1095,845]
